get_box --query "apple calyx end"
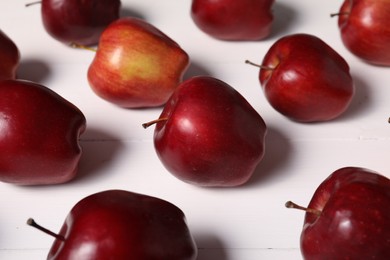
[25,1,41,7]
[142,117,168,129]
[27,218,65,241]
[245,60,273,70]
[285,201,321,217]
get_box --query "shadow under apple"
[194,232,228,260]
[269,2,299,39]
[334,73,371,121]
[16,58,52,83]
[74,127,125,183]
[183,60,214,80]
[120,6,147,20]
[245,125,293,187]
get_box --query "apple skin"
[150,76,267,187]
[191,0,274,41]
[258,33,354,122]
[41,0,121,46]
[300,167,390,259]
[335,0,390,66]
[47,190,198,260]
[0,79,86,185]
[87,17,190,108]
[0,30,20,80]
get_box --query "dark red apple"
[87,17,190,108]
[286,167,390,259]
[191,0,274,41]
[143,76,267,187]
[0,79,86,185]
[36,0,121,46]
[0,30,20,80]
[333,0,390,66]
[249,33,354,122]
[28,189,198,259]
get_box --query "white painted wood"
[1,0,389,259]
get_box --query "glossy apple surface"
[87,17,190,108]
[0,79,86,185]
[258,33,354,122]
[335,0,390,66]
[46,190,198,259]
[149,76,267,187]
[300,167,390,259]
[0,30,20,80]
[41,0,121,45]
[191,0,274,41]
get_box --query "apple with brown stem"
[26,0,121,46]
[28,190,198,259]
[331,0,390,66]
[143,76,267,187]
[286,167,390,259]
[247,33,354,122]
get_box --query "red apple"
[0,79,86,185]
[34,0,121,46]
[0,30,20,80]
[87,17,190,108]
[333,0,390,66]
[28,190,198,259]
[249,33,354,122]
[191,0,274,41]
[286,167,390,259]
[143,76,267,187]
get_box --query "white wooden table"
[1,1,389,259]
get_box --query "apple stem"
[69,42,97,52]
[285,201,321,216]
[245,60,273,70]
[330,12,350,18]
[27,218,65,241]
[25,1,41,7]
[142,117,168,129]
